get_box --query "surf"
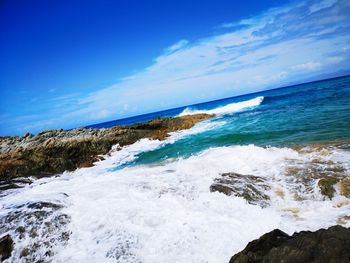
[1,140,349,262]
[179,96,264,116]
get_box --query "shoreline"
[1,114,349,199]
[0,115,349,261]
[0,114,213,182]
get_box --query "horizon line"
[84,73,350,129]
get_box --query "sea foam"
[1,122,349,262]
[179,96,264,116]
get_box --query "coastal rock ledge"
[229,225,350,263]
[0,114,212,181]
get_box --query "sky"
[0,0,349,135]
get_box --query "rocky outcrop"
[0,114,212,181]
[210,172,270,206]
[229,225,350,263]
[0,234,13,261]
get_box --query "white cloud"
[326,56,344,64]
[292,61,323,71]
[309,0,337,13]
[165,40,189,54]
[3,0,350,134]
[91,109,113,120]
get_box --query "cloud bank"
[2,0,350,135]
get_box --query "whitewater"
[179,96,264,116]
[1,123,349,262]
[1,76,350,263]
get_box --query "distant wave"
[179,96,264,116]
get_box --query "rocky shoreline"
[0,114,212,182]
[229,225,350,263]
[1,114,350,262]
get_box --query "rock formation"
[0,114,212,181]
[210,172,270,206]
[229,225,350,263]
[0,234,13,261]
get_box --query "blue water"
[2,77,350,263]
[91,75,350,166]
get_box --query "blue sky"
[1,0,349,135]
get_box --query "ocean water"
[107,75,350,167]
[90,75,350,145]
[1,76,350,262]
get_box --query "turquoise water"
[111,76,350,167]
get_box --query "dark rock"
[27,201,63,210]
[0,182,23,191]
[24,132,33,139]
[210,172,270,206]
[0,178,33,193]
[229,225,350,263]
[20,248,30,258]
[0,234,13,261]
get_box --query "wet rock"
[20,247,30,258]
[0,234,13,261]
[27,201,63,210]
[0,182,23,191]
[0,201,70,262]
[340,178,350,198]
[318,177,338,199]
[0,178,32,192]
[229,225,350,263]
[0,114,212,180]
[284,145,349,201]
[210,172,270,206]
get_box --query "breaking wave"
[1,140,349,262]
[179,96,264,116]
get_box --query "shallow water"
[1,76,350,262]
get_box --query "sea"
[1,75,350,262]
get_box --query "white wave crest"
[179,96,264,116]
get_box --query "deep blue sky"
[1,0,349,135]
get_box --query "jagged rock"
[0,114,212,181]
[229,225,350,263]
[210,172,270,206]
[0,234,13,261]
